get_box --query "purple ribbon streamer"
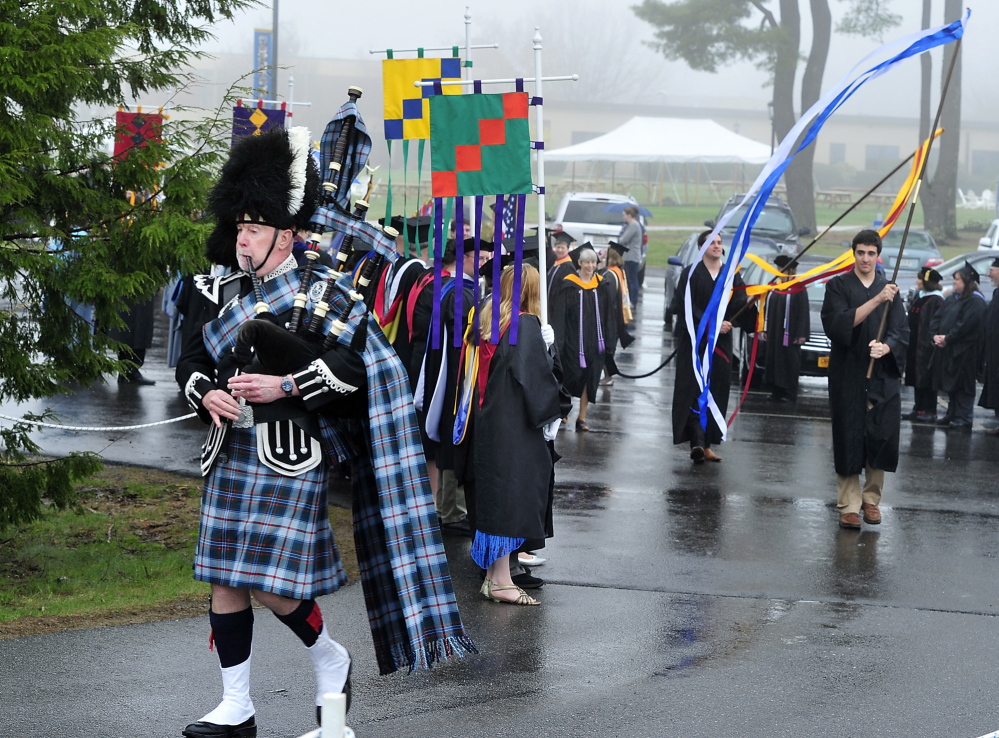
[509,193,526,345]
[473,196,483,346]
[432,197,444,349]
[491,195,503,344]
[453,197,465,348]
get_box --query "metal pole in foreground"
[534,27,549,326]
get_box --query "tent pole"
[611,162,616,193]
[695,163,700,207]
[657,161,664,206]
[571,161,575,190]
[684,163,688,205]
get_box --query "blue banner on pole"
[253,29,273,100]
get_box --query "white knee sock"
[200,656,254,725]
[307,627,350,706]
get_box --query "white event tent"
[546,116,773,204]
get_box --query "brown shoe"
[861,503,882,525]
[690,446,705,463]
[703,448,722,462]
[839,512,861,529]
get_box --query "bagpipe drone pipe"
[230,86,401,377]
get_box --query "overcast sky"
[201,1,996,121]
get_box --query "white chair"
[981,189,995,211]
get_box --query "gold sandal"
[482,578,539,606]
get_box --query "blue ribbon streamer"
[688,12,968,435]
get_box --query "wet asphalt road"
[2,268,999,738]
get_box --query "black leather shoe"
[512,569,545,589]
[440,516,472,537]
[935,416,953,426]
[316,649,352,725]
[182,715,256,738]
[901,409,919,420]
[118,368,156,385]
[948,420,972,430]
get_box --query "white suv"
[550,192,647,276]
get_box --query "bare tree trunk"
[918,0,932,143]
[922,0,962,240]
[773,0,803,224]
[786,0,830,235]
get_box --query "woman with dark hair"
[903,266,945,422]
[456,264,562,605]
[930,261,988,429]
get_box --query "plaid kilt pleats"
[196,425,347,600]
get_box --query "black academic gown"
[550,274,613,399]
[763,288,810,395]
[670,261,754,446]
[928,290,987,396]
[459,313,562,540]
[821,270,908,476]
[385,258,429,382]
[979,289,999,410]
[904,291,944,390]
[546,257,575,299]
[419,275,475,471]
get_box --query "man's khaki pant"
[437,469,467,524]
[836,464,884,515]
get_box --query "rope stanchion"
[614,349,677,379]
[0,412,198,432]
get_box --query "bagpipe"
[229,86,400,378]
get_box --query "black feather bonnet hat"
[205,127,321,269]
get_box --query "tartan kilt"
[195,425,347,599]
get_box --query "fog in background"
[198,0,997,123]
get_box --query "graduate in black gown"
[978,258,999,432]
[761,254,810,403]
[820,230,908,530]
[547,231,576,297]
[670,230,755,462]
[549,245,615,432]
[902,266,945,422]
[929,261,987,429]
[456,264,562,605]
[417,239,478,527]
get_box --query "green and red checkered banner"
[429,92,532,198]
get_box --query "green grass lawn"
[0,465,357,637]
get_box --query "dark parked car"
[706,194,810,255]
[664,232,780,326]
[876,229,942,293]
[736,255,834,384]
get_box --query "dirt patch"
[0,598,208,639]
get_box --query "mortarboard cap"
[958,260,980,285]
[773,254,794,270]
[919,266,942,284]
[553,231,575,246]
[607,240,629,258]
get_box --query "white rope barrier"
[0,411,198,432]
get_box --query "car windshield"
[720,205,794,236]
[562,201,629,226]
[880,231,937,253]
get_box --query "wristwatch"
[281,375,294,397]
